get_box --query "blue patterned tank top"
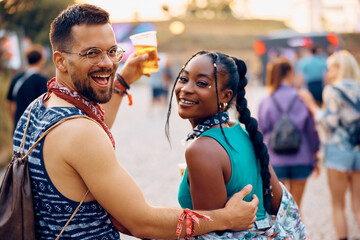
[13,95,120,240]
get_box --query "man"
[13,4,259,239]
[296,46,328,105]
[147,52,172,116]
[6,45,48,131]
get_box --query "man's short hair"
[49,4,110,52]
[25,45,44,65]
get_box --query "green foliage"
[0,0,75,46]
[0,70,13,167]
[0,0,75,166]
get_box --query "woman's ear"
[220,89,233,103]
[53,51,67,73]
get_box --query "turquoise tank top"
[178,122,266,220]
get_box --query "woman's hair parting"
[165,51,272,212]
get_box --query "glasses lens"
[110,47,124,62]
[86,48,103,65]
[86,47,124,65]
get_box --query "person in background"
[296,45,328,105]
[6,44,48,131]
[258,56,320,213]
[166,51,308,239]
[299,50,360,240]
[15,4,260,239]
[147,52,172,116]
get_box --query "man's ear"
[53,51,67,73]
[220,89,233,103]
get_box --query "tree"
[0,0,75,46]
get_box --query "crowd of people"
[257,49,360,240]
[2,2,360,240]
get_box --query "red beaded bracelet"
[114,74,133,106]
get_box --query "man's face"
[65,23,119,103]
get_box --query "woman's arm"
[185,137,231,210]
[299,87,341,132]
[257,97,274,135]
[268,164,283,215]
[55,119,259,239]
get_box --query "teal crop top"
[178,122,266,220]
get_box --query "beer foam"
[130,31,157,47]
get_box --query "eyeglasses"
[62,46,125,65]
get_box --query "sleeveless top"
[178,122,266,220]
[13,95,120,240]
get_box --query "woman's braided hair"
[166,51,272,212]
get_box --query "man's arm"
[51,119,258,239]
[102,53,150,128]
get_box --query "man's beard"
[72,75,113,104]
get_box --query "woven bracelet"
[176,209,212,239]
[114,74,133,106]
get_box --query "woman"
[166,51,308,239]
[257,57,320,211]
[299,50,360,240]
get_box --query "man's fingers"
[250,194,259,205]
[235,184,253,200]
[134,53,149,62]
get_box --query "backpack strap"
[56,189,90,239]
[18,94,44,154]
[17,94,103,239]
[271,94,298,114]
[18,94,102,159]
[332,86,360,110]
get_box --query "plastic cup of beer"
[178,163,187,177]
[129,31,159,74]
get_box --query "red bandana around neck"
[45,77,115,148]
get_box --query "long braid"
[165,51,272,212]
[232,58,272,212]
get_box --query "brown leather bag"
[0,97,92,239]
[0,151,35,240]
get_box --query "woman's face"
[174,54,228,127]
[326,63,339,83]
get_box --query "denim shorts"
[273,165,314,180]
[325,144,360,172]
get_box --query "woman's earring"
[219,102,228,109]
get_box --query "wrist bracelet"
[114,74,133,106]
[116,74,130,90]
[176,209,212,239]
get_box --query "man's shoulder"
[47,117,113,167]
[11,71,26,82]
[49,116,107,143]
[29,73,48,82]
